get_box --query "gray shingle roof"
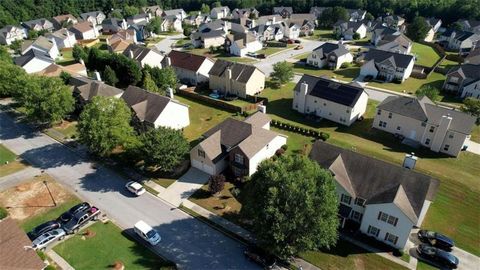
[208,59,261,84]
[123,44,160,62]
[71,76,123,102]
[14,49,53,67]
[121,86,174,124]
[376,33,412,53]
[313,42,350,58]
[362,48,414,69]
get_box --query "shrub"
[230,187,241,198]
[281,144,288,150]
[36,250,47,261]
[341,62,351,68]
[275,148,285,156]
[319,132,330,141]
[208,174,226,195]
[0,207,7,219]
[44,265,56,270]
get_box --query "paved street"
[155,33,185,54]
[0,110,258,270]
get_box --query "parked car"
[294,40,301,44]
[257,53,266,59]
[294,45,303,50]
[418,230,455,250]
[134,220,161,245]
[32,228,66,251]
[58,202,91,224]
[125,181,146,196]
[417,244,459,269]
[27,220,61,240]
[243,245,277,269]
[62,205,101,234]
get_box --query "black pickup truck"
[61,204,101,234]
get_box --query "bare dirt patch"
[0,174,74,221]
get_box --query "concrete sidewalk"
[465,139,480,155]
[46,250,75,270]
[158,168,210,207]
[0,166,41,191]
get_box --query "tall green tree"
[212,1,222,8]
[0,62,27,97]
[461,98,480,124]
[141,69,160,93]
[137,127,189,172]
[145,17,162,34]
[406,16,430,42]
[110,9,123,19]
[123,5,139,18]
[78,96,135,157]
[201,3,210,14]
[148,66,177,93]
[318,6,349,28]
[242,155,339,258]
[271,61,294,85]
[103,65,119,86]
[72,44,87,63]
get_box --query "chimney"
[165,56,171,66]
[272,16,276,25]
[94,71,102,81]
[258,104,266,114]
[300,82,308,95]
[225,67,232,94]
[168,87,174,99]
[79,58,85,66]
[402,152,417,170]
[226,67,232,79]
[129,49,134,59]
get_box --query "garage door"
[191,160,214,175]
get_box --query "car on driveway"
[243,245,277,269]
[27,220,61,240]
[32,228,66,251]
[58,202,91,224]
[418,230,455,250]
[417,244,459,269]
[125,181,146,196]
[63,205,101,234]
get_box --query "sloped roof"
[203,118,253,149]
[163,9,185,16]
[208,59,262,83]
[71,76,123,101]
[212,6,230,13]
[69,21,95,33]
[48,28,75,40]
[123,44,162,63]
[362,48,414,69]
[166,50,211,72]
[22,18,52,29]
[22,36,55,52]
[465,48,480,65]
[273,7,293,14]
[309,141,440,223]
[313,42,350,57]
[0,25,22,38]
[244,111,271,128]
[14,49,53,67]
[447,64,480,80]
[294,74,366,107]
[36,63,86,77]
[377,33,412,53]
[52,14,77,25]
[80,11,104,19]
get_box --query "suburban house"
[376,33,413,54]
[51,14,78,29]
[292,75,368,126]
[273,6,293,18]
[80,11,106,25]
[281,21,301,40]
[307,42,353,70]
[36,62,87,77]
[123,44,163,68]
[21,18,54,32]
[232,8,259,20]
[163,50,214,85]
[127,14,151,25]
[443,64,480,99]
[438,29,480,55]
[359,49,415,82]
[333,21,367,40]
[160,15,183,32]
[309,141,439,250]
[102,18,128,34]
[190,111,287,176]
[128,23,148,42]
[107,29,137,53]
[198,20,231,34]
[310,6,327,18]
[0,218,46,270]
[424,18,442,42]
[209,60,265,98]
[376,14,406,29]
[455,19,480,34]
[253,23,284,41]
[256,15,283,27]
[141,5,163,17]
[70,76,123,108]
[121,85,190,130]
[190,30,226,48]
[47,28,77,49]
[464,48,480,65]
[21,36,59,59]
[185,13,212,26]
[374,95,476,156]
[69,21,99,40]
[14,49,54,73]
[289,14,317,36]
[162,9,187,21]
[0,25,26,45]
[211,6,230,19]
[347,9,367,22]
[225,32,262,57]
[371,26,398,45]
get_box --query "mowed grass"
[187,47,257,63]
[20,198,82,232]
[412,42,441,67]
[305,29,335,41]
[368,72,446,94]
[300,240,408,270]
[0,144,26,177]
[289,62,360,81]
[0,144,16,164]
[471,125,480,143]
[54,222,175,270]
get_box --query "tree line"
[1,0,479,29]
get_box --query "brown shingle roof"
[244,111,271,128]
[36,63,86,77]
[70,76,123,101]
[69,21,94,33]
[208,59,261,84]
[166,50,210,72]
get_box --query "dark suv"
[62,205,101,234]
[27,220,61,240]
[58,202,91,224]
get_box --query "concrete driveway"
[159,168,210,207]
[0,110,259,270]
[155,33,184,54]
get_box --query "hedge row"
[271,119,330,141]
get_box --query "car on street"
[125,181,146,196]
[294,45,303,50]
[243,245,277,269]
[134,220,161,245]
[62,205,101,234]
[418,230,455,250]
[294,40,301,44]
[417,244,459,269]
[32,228,66,251]
[27,220,61,240]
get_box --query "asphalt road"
[0,111,258,270]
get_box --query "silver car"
[32,228,66,251]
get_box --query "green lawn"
[20,198,82,232]
[305,29,335,41]
[289,62,360,81]
[438,58,459,70]
[0,144,26,177]
[416,260,439,270]
[153,178,176,188]
[293,52,310,60]
[54,222,175,270]
[187,48,257,63]
[471,125,480,143]
[0,144,16,164]
[53,121,77,139]
[57,49,76,66]
[300,240,408,270]
[368,72,446,95]
[412,43,441,67]
[257,44,295,56]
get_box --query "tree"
[242,155,339,258]
[110,9,123,19]
[365,12,374,21]
[137,127,189,172]
[353,32,361,40]
[0,62,27,97]
[208,174,226,195]
[72,44,87,63]
[78,96,134,157]
[103,65,118,86]
[19,76,75,125]
[59,71,71,84]
[146,17,162,34]
[201,3,210,14]
[9,39,22,54]
[271,61,294,85]
[149,66,177,93]
[183,25,193,37]
[28,30,38,39]
[123,5,139,18]
[416,85,440,102]
[212,1,222,8]
[461,98,480,124]
[406,16,430,42]
[0,46,10,63]
[318,7,349,28]
[141,69,160,93]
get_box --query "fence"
[266,41,287,48]
[271,119,330,141]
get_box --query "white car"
[134,220,161,245]
[125,181,146,196]
[32,228,66,251]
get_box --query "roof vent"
[403,152,417,170]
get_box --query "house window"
[314,100,317,103]
[388,112,392,119]
[429,126,435,133]
[421,122,427,127]
[384,233,399,245]
[233,166,243,176]
[377,109,381,115]
[449,133,454,139]
[396,126,401,131]
[425,138,430,145]
[378,211,388,222]
[368,225,380,237]
[387,215,399,226]
[323,103,327,106]
[351,210,363,221]
[379,121,387,128]
[234,153,244,164]
[444,144,450,151]
[346,109,350,113]
[354,198,365,207]
[341,194,352,205]
[198,149,205,158]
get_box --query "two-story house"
[292,75,368,126]
[0,25,27,45]
[14,49,54,74]
[273,7,293,19]
[232,8,259,20]
[438,29,480,56]
[160,15,183,32]
[443,64,480,99]
[123,44,163,69]
[69,21,99,40]
[253,23,284,41]
[21,36,59,59]
[51,14,78,30]
[333,21,367,40]
[424,18,442,42]
[102,18,128,34]
[310,140,439,250]
[225,32,262,57]
[164,50,214,85]
[185,13,212,27]
[209,60,265,98]
[374,96,476,156]
[376,33,412,55]
[80,11,106,26]
[141,5,163,17]
[371,26,399,46]
[22,18,54,32]
[127,14,151,26]
[47,28,77,49]
[347,9,366,22]
[162,9,187,21]
[281,22,300,40]
[307,42,353,70]
[191,30,226,48]
[190,111,287,176]
[69,76,123,109]
[107,29,137,53]
[211,6,230,19]
[455,19,480,34]
[359,49,415,82]
[464,47,480,65]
